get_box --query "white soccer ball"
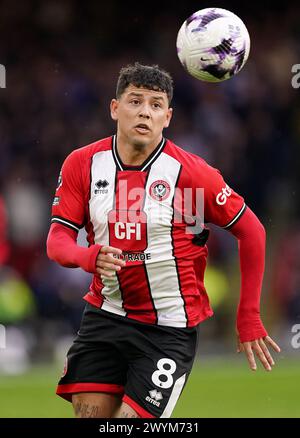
[176,7,250,82]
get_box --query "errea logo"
[145,389,163,407]
[94,179,109,194]
[216,184,232,205]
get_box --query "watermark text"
[291,64,300,89]
[0,64,6,88]
[291,324,300,349]
[0,324,6,349]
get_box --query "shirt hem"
[83,294,214,328]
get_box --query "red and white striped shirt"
[51,135,245,328]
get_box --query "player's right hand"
[96,246,126,278]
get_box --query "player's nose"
[138,103,151,119]
[139,113,150,119]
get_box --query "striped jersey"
[51,135,245,328]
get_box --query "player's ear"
[110,99,119,121]
[164,107,173,128]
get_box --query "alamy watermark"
[291,324,300,349]
[104,181,205,235]
[291,64,300,89]
[0,64,6,88]
[0,324,6,349]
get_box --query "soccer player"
[47,63,280,418]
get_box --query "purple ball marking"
[186,12,202,26]
[208,38,235,62]
[186,8,224,33]
[232,42,247,73]
[202,39,247,80]
[202,64,228,80]
[199,10,224,27]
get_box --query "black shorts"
[57,303,198,418]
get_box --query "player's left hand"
[236,335,281,371]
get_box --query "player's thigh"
[57,304,128,403]
[72,392,122,418]
[124,325,198,418]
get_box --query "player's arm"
[228,207,280,371]
[201,163,280,371]
[46,149,125,277]
[47,223,125,276]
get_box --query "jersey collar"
[112,134,166,171]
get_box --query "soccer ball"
[176,8,250,82]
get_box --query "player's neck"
[116,134,163,167]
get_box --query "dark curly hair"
[116,62,173,105]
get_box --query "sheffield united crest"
[149,180,171,201]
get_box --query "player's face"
[110,85,172,148]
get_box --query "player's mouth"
[134,124,151,134]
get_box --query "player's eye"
[153,102,162,108]
[130,99,140,105]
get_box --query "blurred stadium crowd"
[0,1,299,372]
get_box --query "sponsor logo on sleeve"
[216,184,232,205]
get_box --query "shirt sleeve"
[47,223,101,274]
[229,207,268,342]
[51,150,86,232]
[202,164,246,229]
